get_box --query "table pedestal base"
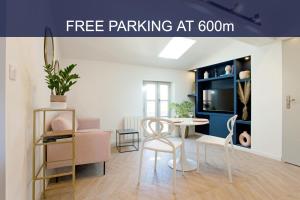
[168,158,197,172]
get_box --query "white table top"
[167,118,209,126]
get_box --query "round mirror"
[44,27,54,67]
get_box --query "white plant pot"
[49,95,67,109]
[50,102,67,109]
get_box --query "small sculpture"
[204,71,209,79]
[225,65,232,75]
[239,131,251,147]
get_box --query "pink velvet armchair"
[47,116,111,175]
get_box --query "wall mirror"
[44,27,54,67]
[53,59,60,73]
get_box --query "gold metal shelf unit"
[32,108,76,200]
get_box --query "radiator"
[123,116,143,134]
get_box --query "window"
[143,81,171,118]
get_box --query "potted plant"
[44,64,80,107]
[170,100,194,138]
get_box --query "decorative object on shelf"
[204,71,209,79]
[237,80,251,120]
[239,70,251,80]
[239,131,251,147]
[225,65,232,75]
[170,100,194,138]
[44,27,54,67]
[44,64,80,109]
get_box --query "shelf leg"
[32,111,36,200]
[42,147,46,199]
[72,110,76,193]
[42,111,46,199]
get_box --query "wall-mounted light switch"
[9,64,16,81]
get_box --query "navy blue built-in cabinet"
[193,56,252,149]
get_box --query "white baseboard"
[248,148,282,161]
[195,132,282,161]
[110,132,283,162]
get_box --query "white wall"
[5,37,59,200]
[0,37,6,200]
[60,59,194,142]
[2,37,284,200]
[195,40,283,160]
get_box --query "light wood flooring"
[45,137,300,200]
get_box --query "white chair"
[196,115,237,183]
[137,117,184,194]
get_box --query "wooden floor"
[46,137,300,200]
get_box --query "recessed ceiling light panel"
[159,37,196,59]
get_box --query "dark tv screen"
[203,89,234,112]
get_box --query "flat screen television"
[203,89,234,112]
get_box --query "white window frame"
[143,81,171,118]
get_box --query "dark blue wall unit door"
[209,114,231,138]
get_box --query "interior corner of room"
[1,37,300,199]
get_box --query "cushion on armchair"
[51,112,78,131]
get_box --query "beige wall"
[195,40,283,160]
[5,37,59,200]
[0,37,6,200]
[60,59,195,143]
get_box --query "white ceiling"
[57,37,277,70]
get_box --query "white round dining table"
[167,118,209,171]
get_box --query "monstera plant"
[44,63,80,103]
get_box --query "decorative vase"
[239,70,251,79]
[204,71,209,79]
[239,131,251,147]
[237,81,251,120]
[50,95,67,109]
[225,65,232,75]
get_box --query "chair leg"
[103,161,106,175]
[180,146,184,175]
[204,144,207,163]
[230,139,235,153]
[196,142,200,172]
[138,147,144,185]
[225,146,232,183]
[154,151,157,172]
[172,152,177,194]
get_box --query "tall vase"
[242,105,248,120]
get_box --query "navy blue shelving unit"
[194,56,252,148]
